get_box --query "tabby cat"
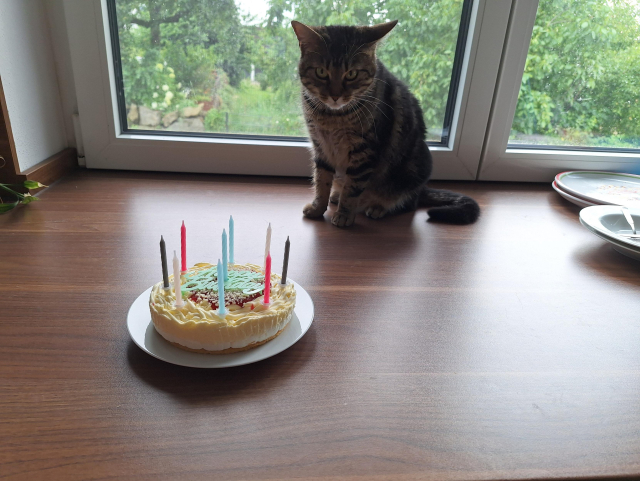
[291,20,480,227]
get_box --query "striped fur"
[292,21,480,227]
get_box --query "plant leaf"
[20,194,40,204]
[23,180,47,189]
[0,201,19,213]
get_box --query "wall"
[0,0,70,172]
[45,0,78,151]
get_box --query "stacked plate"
[553,171,640,208]
[553,171,640,261]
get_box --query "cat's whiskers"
[307,98,323,118]
[360,98,394,121]
[359,102,388,126]
[361,93,395,112]
[371,77,392,88]
[357,97,391,121]
[348,103,366,140]
[303,90,324,114]
[302,95,322,119]
[356,100,378,139]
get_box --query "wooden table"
[2,170,639,480]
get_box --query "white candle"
[264,222,271,270]
[173,250,184,308]
[229,215,234,264]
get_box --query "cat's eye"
[315,67,328,79]
[345,69,358,81]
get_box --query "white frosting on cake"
[149,263,296,352]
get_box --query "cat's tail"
[418,187,480,224]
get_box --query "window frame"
[478,0,640,182]
[64,0,509,179]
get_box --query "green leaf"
[23,180,47,189]
[0,201,19,213]
[20,194,39,204]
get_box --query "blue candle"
[222,229,229,281]
[217,259,226,317]
[229,215,234,264]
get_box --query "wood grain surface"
[1,170,639,481]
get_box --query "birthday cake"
[149,263,296,353]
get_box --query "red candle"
[180,221,187,272]
[264,252,271,304]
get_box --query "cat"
[291,20,480,227]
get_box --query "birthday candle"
[180,221,187,272]
[264,223,271,270]
[222,229,229,281]
[229,215,235,264]
[281,236,290,285]
[160,236,169,289]
[173,250,184,308]
[264,252,271,305]
[217,259,226,317]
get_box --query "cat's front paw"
[365,205,388,219]
[331,211,355,228]
[303,202,326,219]
[329,190,340,205]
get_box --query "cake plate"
[552,181,598,208]
[127,279,314,368]
[555,171,640,207]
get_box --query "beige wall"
[45,0,78,151]
[0,0,77,171]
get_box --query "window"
[66,0,524,179]
[109,0,472,144]
[509,0,640,152]
[479,0,640,182]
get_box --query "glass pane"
[510,0,640,150]
[112,0,466,142]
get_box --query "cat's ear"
[291,21,325,54]
[363,20,398,44]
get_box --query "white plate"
[581,228,640,262]
[556,171,640,207]
[552,181,598,208]
[579,205,640,261]
[127,280,314,368]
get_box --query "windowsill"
[2,169,640,479]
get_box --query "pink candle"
[264,252,271,305]
[180,221,187,272]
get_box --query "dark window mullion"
[439,0,474,146]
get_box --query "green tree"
[116,0,251,112]
[512,0,640,146]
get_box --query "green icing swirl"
[181,265,264,297]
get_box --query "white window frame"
[479,0,640,182]
[63,0,513,180]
